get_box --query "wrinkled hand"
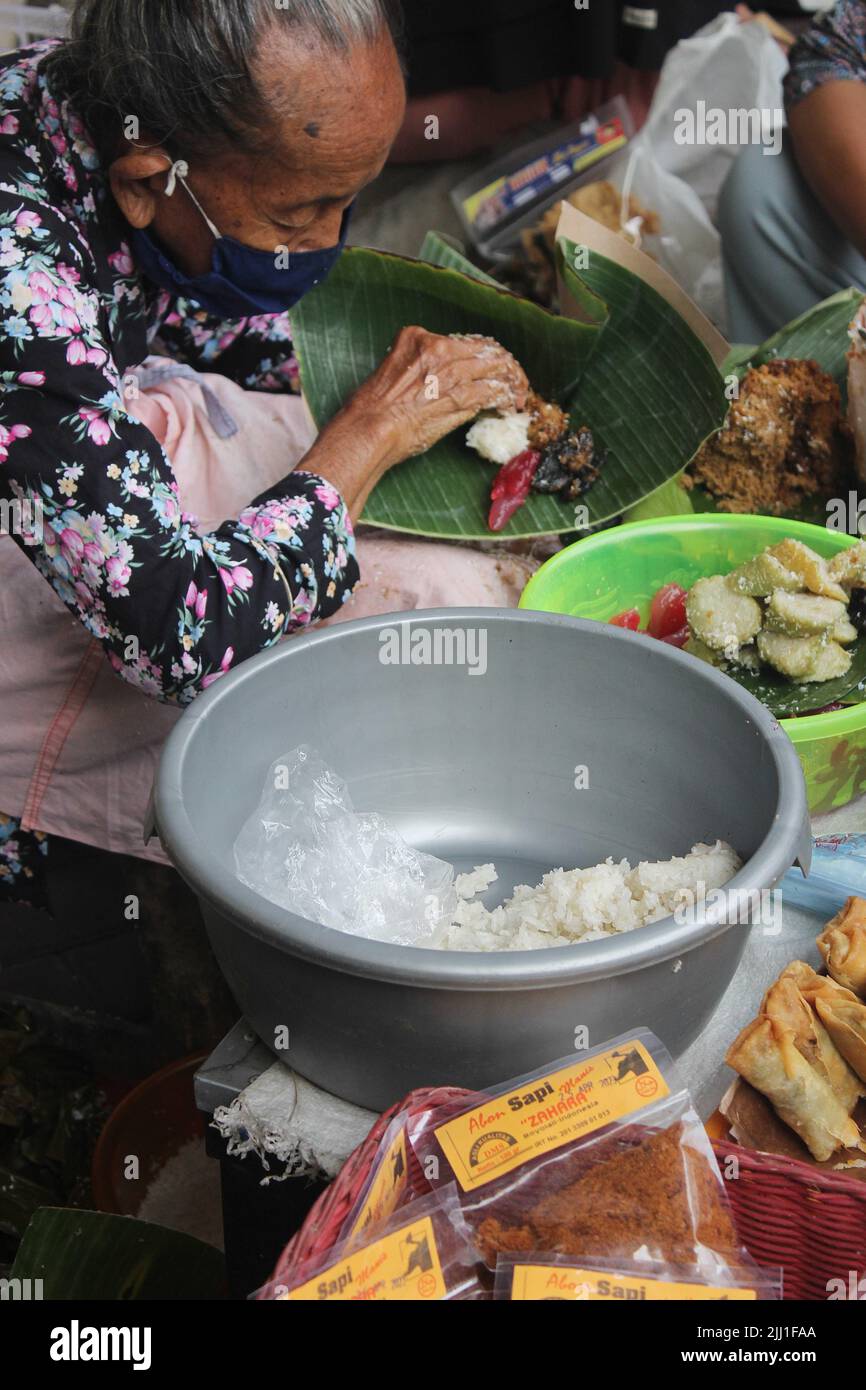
[341,326,529,470]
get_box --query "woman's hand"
[347,326,529,467]
[297,326,529,518]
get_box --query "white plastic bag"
[602,139,726,329]
[593,13,789,329]
[640,12,789,219]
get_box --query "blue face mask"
[130,158,351,320]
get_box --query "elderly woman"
[0,0,531,920]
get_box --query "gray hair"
[43,0,405,161]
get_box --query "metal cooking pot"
[154,610,811,1109]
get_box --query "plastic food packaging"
[411,1030,745,1276]
[257,1187,483,1302]
[338,1113,414,1248]
[451,99,634,259]
[233,745,456,945]
[781,833,866,921]
[494,1254,782,1301]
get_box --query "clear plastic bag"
[782,834,866,920]
[258,1187,483,1302]
[494,1253,782,1302]
[337,1113,415,1249]
[410,1030,746,1277]
[601,140,725,329]
[233,746,456,945]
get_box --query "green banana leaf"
[722,288,864,394]
[707,641,866,719]
[11,1207,225,1300]
[291,234,728,539]
[417,230,499,286]
[626,475,694,523]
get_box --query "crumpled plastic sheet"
[234,745,456,946]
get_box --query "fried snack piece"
[475,1124,738,1268]
[726,1015,862,1161]
[817,897,866,995]
[814,986,866,1084]
[690,359,854,515]
[784,959,866,1084]
[762,969,863,1114]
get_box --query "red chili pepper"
[488,449,541,532]
[609,609,642,631]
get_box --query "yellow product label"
[349,1128,409,1240]
[282,1216,446,1301]
[434,1039,669,1192]
[510,1265,757,1302]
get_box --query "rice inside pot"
[435,841,741,952]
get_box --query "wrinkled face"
[111,25,406,275]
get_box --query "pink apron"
[0,361,535,864]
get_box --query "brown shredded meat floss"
[475,1123,739,1267]
[689,358,854,515]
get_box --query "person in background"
[719,0,866,342]
[390,0,741,163]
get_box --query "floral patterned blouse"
[784,1,866,110]
[0,42,359,705]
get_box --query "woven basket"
[265,1089,866,1300]
[713,1139,866,1301]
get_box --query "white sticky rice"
[436,841,741,952]
[465,411,531,465]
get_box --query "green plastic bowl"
[520,514,865,815]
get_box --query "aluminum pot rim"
[154,608,811,990]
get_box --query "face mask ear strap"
[163,158,188,198]
[164,158,222,241]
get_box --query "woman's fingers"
[349,326,531,465]
[393,326,528,406]
[418,351,528,417]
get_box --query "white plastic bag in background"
[590,13,790,330]
[640,11,789,220]
[602,139,727,329]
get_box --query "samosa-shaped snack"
[817,898,866,997]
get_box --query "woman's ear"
[108,148,173,230]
